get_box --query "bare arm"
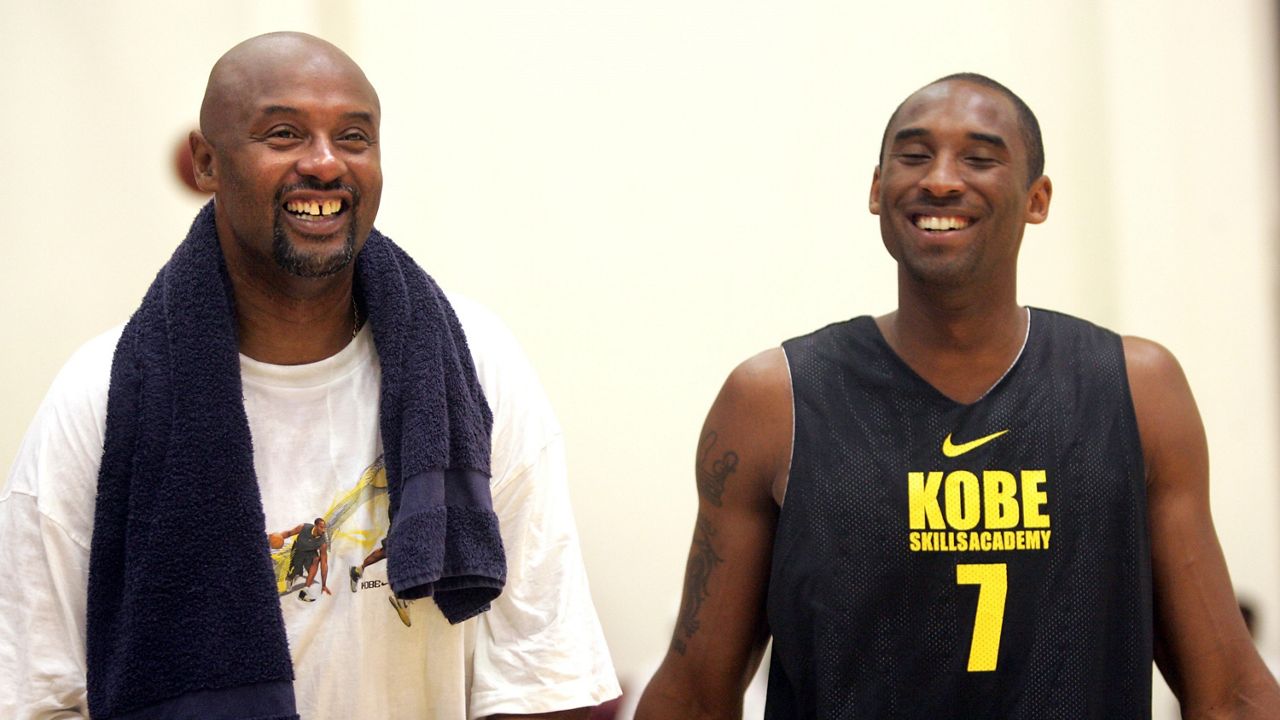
[1125,337,1280,718]
[636,349,792,720]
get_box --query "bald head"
[199,32,379,144]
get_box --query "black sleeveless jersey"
[766,309,1151,719]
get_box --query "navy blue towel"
[87,202,505,720]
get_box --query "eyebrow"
[257,106,377,125]
[892,127,929,144]
[342,111,377,125]
[968,132,1007,149]
[891,127,1009,150]
[259,104,300,117]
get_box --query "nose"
[295,135,348,183]
[919,154,964,198]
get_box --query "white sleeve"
[0,328,117,720]
[471,436,621,717]
[0,498,91,719]
[450,296,620,718]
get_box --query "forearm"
[636,698,733,720]
[635,662,742,720]
[1179,672,1280,719]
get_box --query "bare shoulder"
[718,347,791,410]
[1121,336,1203,485]
[1121,335,1186,389]
[706,347,793,506]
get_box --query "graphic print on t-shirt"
[267,519,332,602]
[907,430,1053,554]
[265,456,413,625]
[349,535,413,627]
[904,430,1054,671]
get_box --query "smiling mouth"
[913,214,972,232]
[284,199,346,218]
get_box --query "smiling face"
[869,80,1050,291]
[191,33,382,280]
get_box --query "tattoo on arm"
[672,513,724,655]
[696,431,739,507]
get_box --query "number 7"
[955,563,1008,672]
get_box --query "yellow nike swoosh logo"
[942,429,1009,457]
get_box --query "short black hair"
[878,72,1044,186]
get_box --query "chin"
[901,256,980,287]
[272,225,357,278]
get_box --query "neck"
[223,257,359,366]
[877,276,1027,404]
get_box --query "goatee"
[271,181,362,278]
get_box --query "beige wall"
[3,1,1276,710]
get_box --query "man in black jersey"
[636,74,1280,718]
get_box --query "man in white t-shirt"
[0,31,619,720]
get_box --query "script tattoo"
[672,513,724,655]
[696,430,739,507]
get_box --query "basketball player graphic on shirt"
[261,458,414,626]
[268,518,332,602]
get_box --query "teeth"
[285,199,344,217]
[915,215,969,231]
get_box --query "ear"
[1024,175,1052,224]
[189,130,219,192]
[869,165,882,215]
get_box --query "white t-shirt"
[0,295,620,720]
